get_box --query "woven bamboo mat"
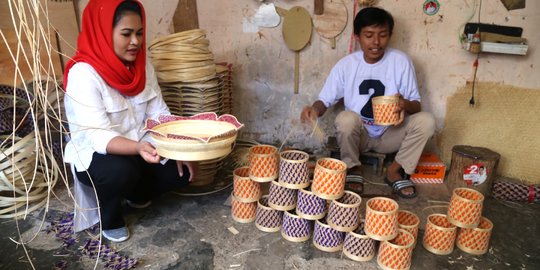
[438,82,540,183]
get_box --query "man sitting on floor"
[300,7,435,198]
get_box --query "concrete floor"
[0,157,539,270]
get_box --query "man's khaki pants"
[334,111,435,175]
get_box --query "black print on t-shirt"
[358,79,385,118]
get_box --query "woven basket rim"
[382,229,414,250]
[453,187,485,203]
[315,157,347,173]
[332,190,362,208]
[366,197,399,214]
[279,150,309,163]
[427,213,457,230]
[249,145,278,156]
[372,95,399,103]
[397,210,420,227]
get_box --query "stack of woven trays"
[149,29,229,117]
[149,30,234,186]
[229,145,425,268]
[216,63,233,114]
[0,84,59,218]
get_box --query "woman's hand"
[176,160,198,182]
[137,141,161,163]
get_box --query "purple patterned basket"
[313,219,345,252]
[278,150,310,189]
[327,191,362,232]
[281,210,313,242]
[296,188,327,220]
[343,221,376,262]
[268,180,297,211]
[255,195,283,233]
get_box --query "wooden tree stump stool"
[447,145,501,196]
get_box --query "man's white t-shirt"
[318,48,421,138]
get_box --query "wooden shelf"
[480,41,528,55]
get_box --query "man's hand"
[301,106,318,123]
[393,93,405,126]
[137,141,160,163]
[176,160,198,182]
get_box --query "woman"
[63,0,196,242]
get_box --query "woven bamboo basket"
[0,134,58,219]
[296,187,327,220]
[343,221,376,262]
[377,229,415,270]
[231,192,257,223]
[144,113,243,161]
[248,145,278,183]
[233,166,261,203]
[278,150,310,189]
[311,158,347,200]
[447,188,484,228]
[313,218,346,252]
[281,210,313,242]
[456,216,493,255]
[422,214,457,255]
[365,197,399,241]
[268,180,297,211]
[372,95,399,126]
[397,210,420,246]
[327,191,362,232]
[255,195,283,232]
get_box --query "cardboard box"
[410,153,446,184]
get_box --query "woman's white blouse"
[63,62,169,172]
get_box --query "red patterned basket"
[377,229,415,270]
[456,217,493,255]
[233,166,261,203]
[365,197,399,241]
[447,188,484,228]
[231,192,257,223]
[311,158,347,200]
[422,214,457,255]
[249,145,279,183]
[397,210,420,246]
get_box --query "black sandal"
[345,174,364,195]
[384,177,417,199]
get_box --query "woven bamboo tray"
[0,133,58,219]
[144,113,243,161]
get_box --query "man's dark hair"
[353,7,394,36]
[113,0,142,27]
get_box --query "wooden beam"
[173,0,199,33]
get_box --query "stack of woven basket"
[148,29,228,117]
[148,29,234,186]
[0,84,59,218]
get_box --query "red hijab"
[63,0,146,96]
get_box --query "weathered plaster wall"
[194,0,539,153]
[75,0,539,155]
